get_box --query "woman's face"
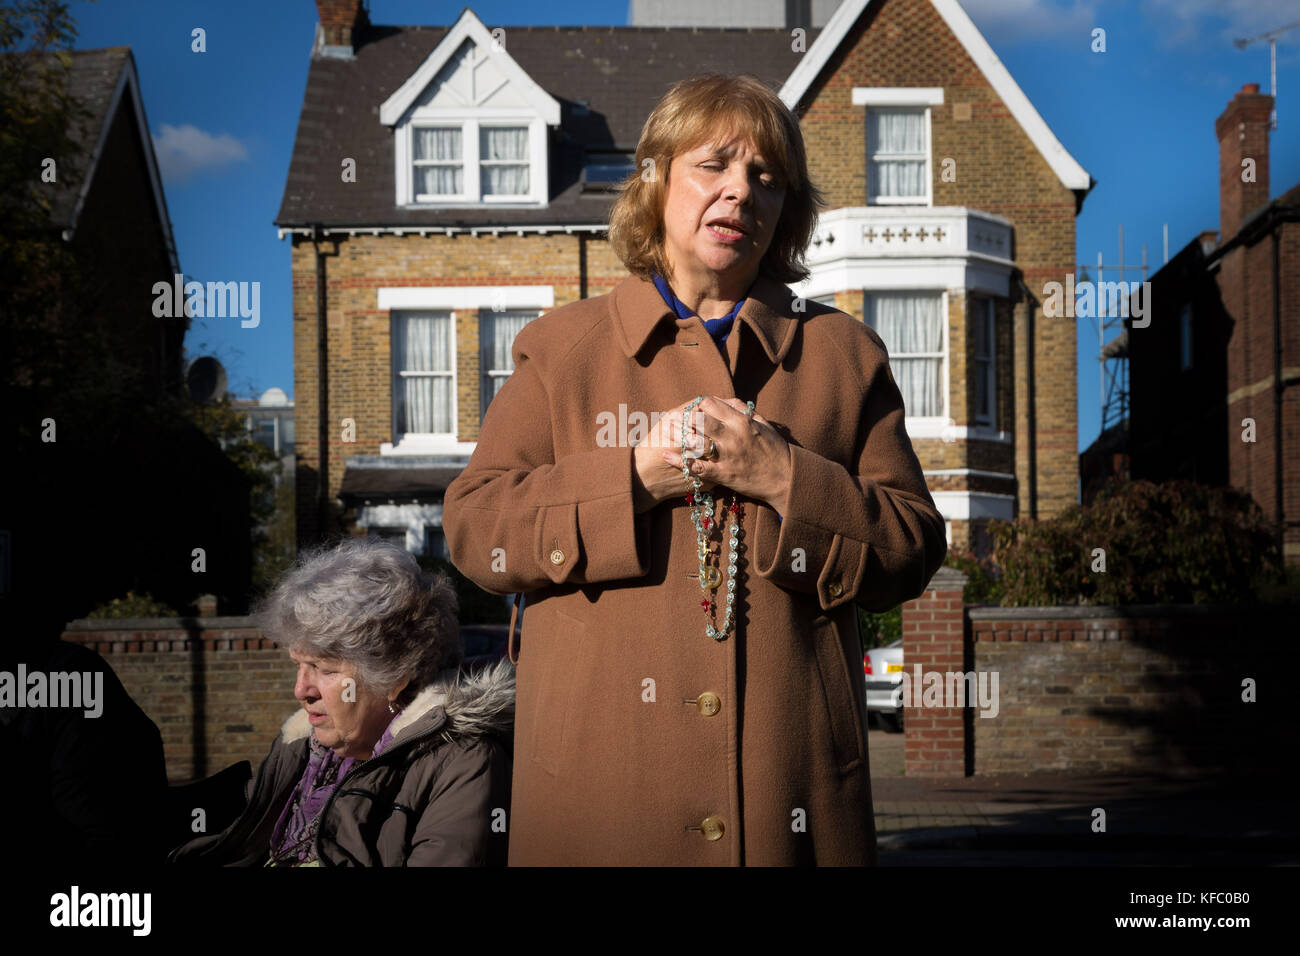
[289,647,395,760]
[661,133,786,293]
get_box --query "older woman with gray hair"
[171,538,514,867]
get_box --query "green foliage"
[417,555,513,624]
[184,395,284,598]
[857,603,901,651]
[1253,562,1300,605]
[944,547,1003,604]
[254,475,297,599]
[86,591,178,620]
[989,479,1280,606]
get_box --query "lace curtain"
[393,312,453,434]
[480,310,535,417]
[414,128,463,195]
[480,127,529,195]
[865,293,944,417]
[868,110,926,199]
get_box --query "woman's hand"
[631,398,718,513]
[660,396,793,513]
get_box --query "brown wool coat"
[442,272,947,865]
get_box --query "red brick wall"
[63,619,289,784]
[1215,86,1300,562]
[903,578,1296,776]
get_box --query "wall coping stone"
[64,616,260,631]
[968,604,1298,620]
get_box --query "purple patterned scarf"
[268,714,400,865]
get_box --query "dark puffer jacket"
[171,660,514,866]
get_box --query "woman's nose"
[293,666,313,701]
[722,168,751,205]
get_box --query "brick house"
[277,0,1092,560]
[1126,83,1300,562]
[2,47,254,620]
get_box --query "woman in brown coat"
[442,74,946,865]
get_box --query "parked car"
[864,638,904,732]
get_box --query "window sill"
[382,437,479,456]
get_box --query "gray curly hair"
[257,537,461,706]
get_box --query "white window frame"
[973,297,996,426]
[396,113,548,207]
[391,310,457,450]
[864,106,933,207]
[854,88,941,209]
[480,308,540,421]
[377,286,554,455]
[863,289,949,428]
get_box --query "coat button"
[696,692,721,717]
[700,816,725,841]
[549,548,565,565]
[828,580,844,598]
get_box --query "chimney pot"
[1242,82,1260,95]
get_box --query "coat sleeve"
[406,738,512,867]
[442,327,652,594]
[747,334,947,613]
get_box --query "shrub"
[944,547,1003,605]
[87,591,179,619]
[988,480,1279,606]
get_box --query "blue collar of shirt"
[651,273,749,344]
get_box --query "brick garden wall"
[62,618,289,784]
[902,570,1298,777]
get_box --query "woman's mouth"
[308,712,327,724]
[707,223,748,243]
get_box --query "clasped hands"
[631,395,792,515]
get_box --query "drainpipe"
[311,226,334,541]
[1014,273,1038,520]
[1273,225,1284,557]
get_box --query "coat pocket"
[811,614,866,775]
[524,606,585,776]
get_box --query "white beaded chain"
[680,396,753,641]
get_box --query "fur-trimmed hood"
[279,658,515,747]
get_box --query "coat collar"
[278,659,515,747]
[610,271,801,365]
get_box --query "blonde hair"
[608,73,824,285]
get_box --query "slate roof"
[274,24,820,228]
[27,47,132,229]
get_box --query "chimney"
[1215,82,1273,242]
[315,0,368,56]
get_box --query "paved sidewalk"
[865,728,1298,865]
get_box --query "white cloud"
[151,123,249,182]
[1140,0,1300,49]
[959,0,1101,44]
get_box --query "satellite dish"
[186,356,227,404]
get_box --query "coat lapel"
[610,272,801,366]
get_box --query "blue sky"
[67,0,1300,454]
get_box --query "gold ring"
[705,439,719,460]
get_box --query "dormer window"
[410,123,532,202]
[380,13,560,209]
